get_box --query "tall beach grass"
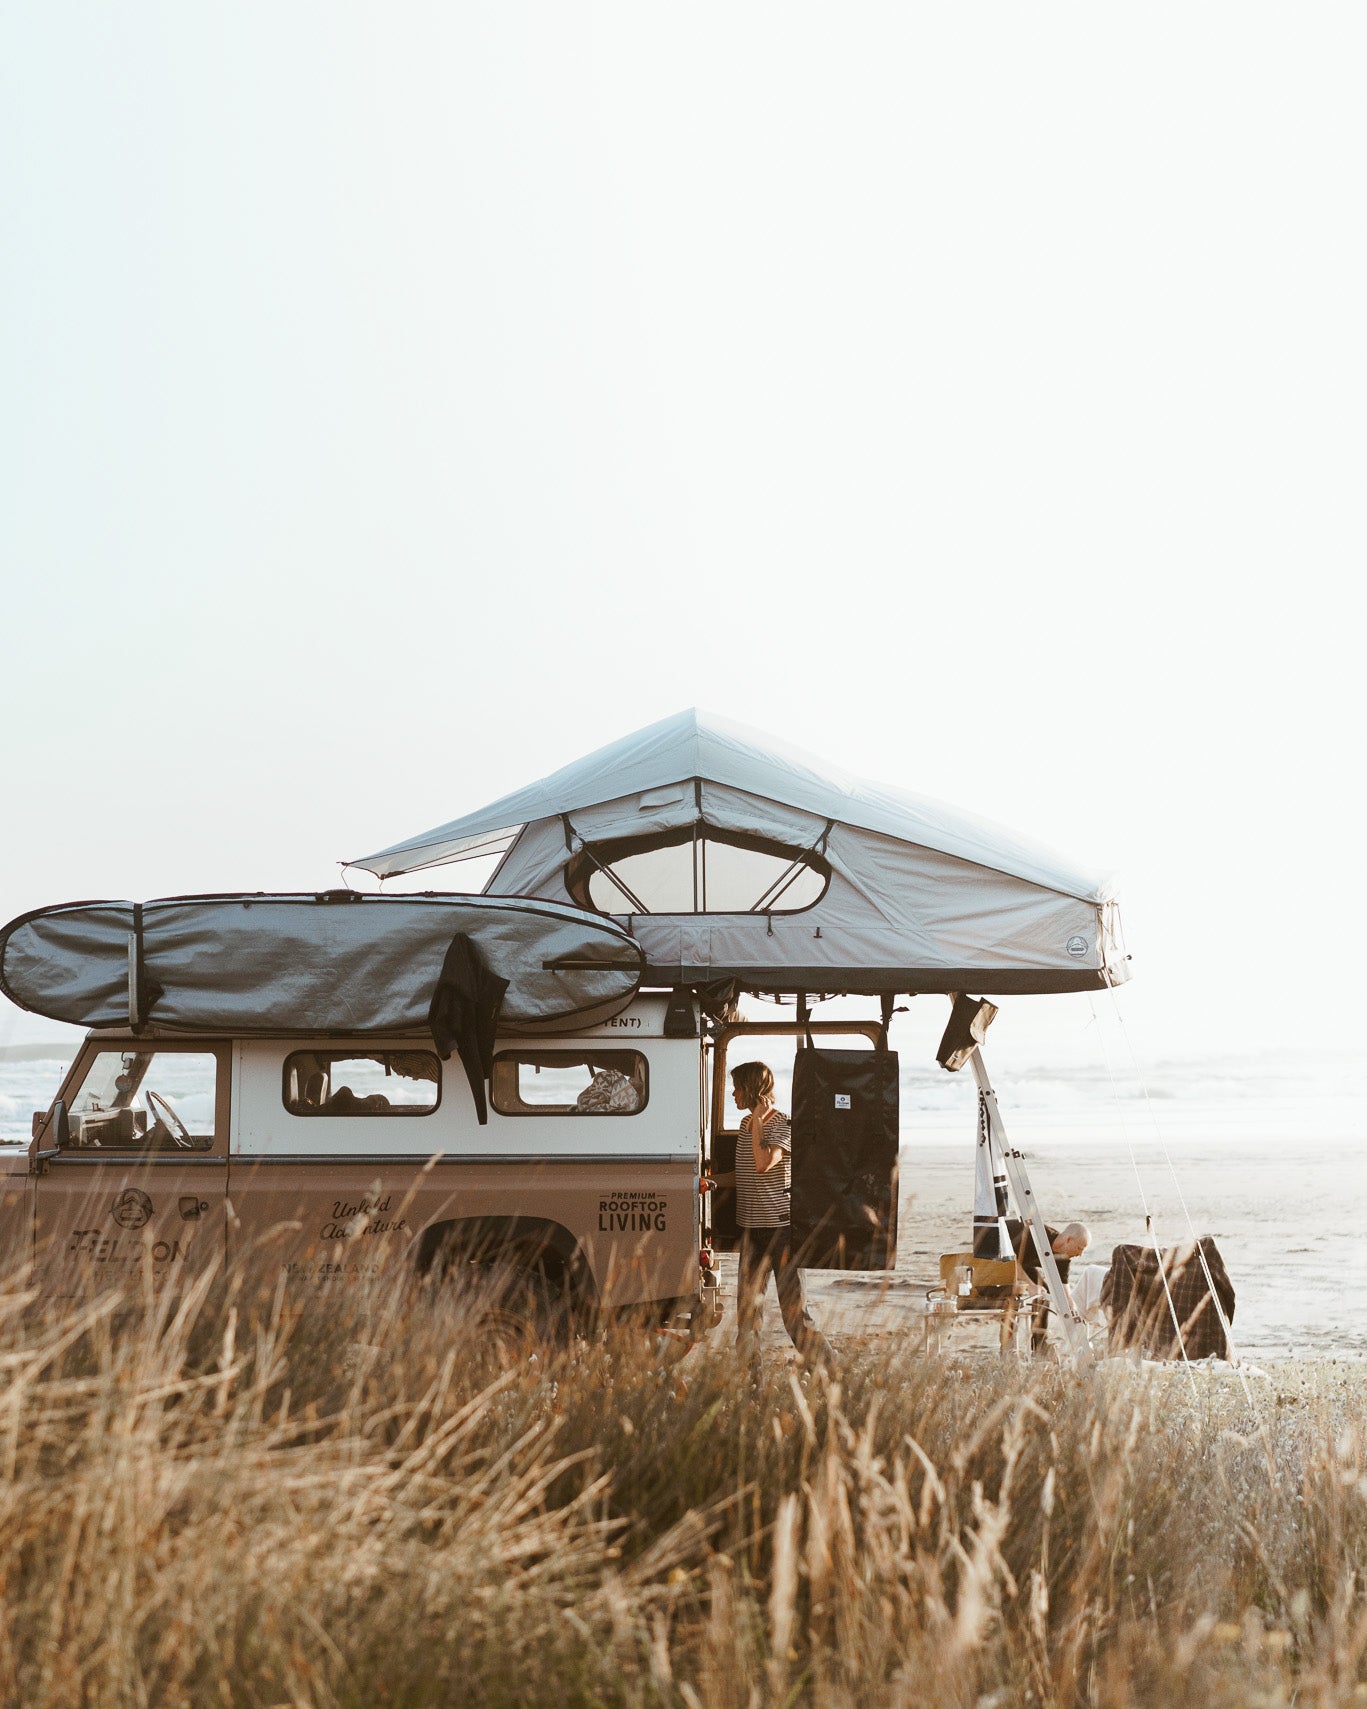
[0,1257,1363,1707]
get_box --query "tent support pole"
[968,1047,1093,1367]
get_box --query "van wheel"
[449,1262,571,1367]
[485,1271,559,1366]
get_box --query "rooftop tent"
[349,710,1129,996]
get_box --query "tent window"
[567,826,828,916]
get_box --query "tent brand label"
[1066,935,1089,959]
[834,1094,851,1110]
[598,1192,667,1233]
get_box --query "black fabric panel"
[789,1047,899,1270]
[936,994,999,1071]
[1101,1237,1235,1361]
[428,933,510,1126]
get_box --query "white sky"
[2,5,1364,1069]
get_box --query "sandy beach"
[6,1042,1364,1362]
[705,1131,1366,1364]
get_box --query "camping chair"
[926,1251,1045,1355]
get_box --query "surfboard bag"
[789,1044,899,1270]
[0,892,644,1041]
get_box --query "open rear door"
[705,1018,895,1267]
[789,1042,898,1269]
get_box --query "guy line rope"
[1088,985,1254,1408]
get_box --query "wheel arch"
[413,1214,598,1306]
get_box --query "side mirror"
[51,1100,70,1148]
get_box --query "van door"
[32,1041,229,1295]
[789,1040,899,1269]
[705,1019,894,1267]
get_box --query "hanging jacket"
[427,932,509,1125]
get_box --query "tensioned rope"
[1083,991,1197,1385]
[1097,984,1279,1471]
[1086,991,1257,1415]
[1099,984,1247,1370]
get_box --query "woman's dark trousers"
[736,1226,834,1373]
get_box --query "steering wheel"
[146,1090,194,1150]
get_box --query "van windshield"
[66,1050,218,1150]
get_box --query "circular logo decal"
[1065,935,1090,960]
[112,1188,153,1230]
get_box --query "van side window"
[283,1051,441,1117]
[490,1050,648,1116]
[65,1049,218,1151]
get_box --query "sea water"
[4,1046,1364,1360]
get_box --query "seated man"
[1005,1218,1090,1352]
[1068,1260,1113,1332]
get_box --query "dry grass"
[0,1259,1364,1708]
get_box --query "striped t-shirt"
[734,1111,792,1228]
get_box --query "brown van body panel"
[34,1157,227,1295]
[225,1156,697,1308]
[29,1039,231,1295]
[21,997,708,1323]
[0,1145,34,1279]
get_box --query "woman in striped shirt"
[706,1060,833,1376]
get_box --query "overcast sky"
[2,5,1364,1070]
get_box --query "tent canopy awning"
[350,709,1116,904]
[347,711,1129,996]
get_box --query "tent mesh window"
[565,825,829,916]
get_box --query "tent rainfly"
[349,709,1129,997]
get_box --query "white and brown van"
[3,996,899,1345]
[6,995,712,1332]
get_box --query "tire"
[438,1254,573,1367]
